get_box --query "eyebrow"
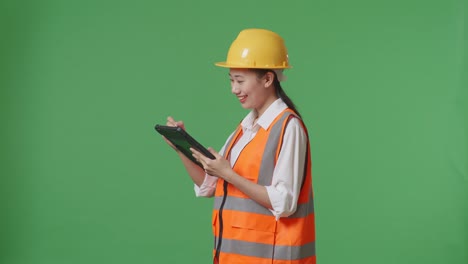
[229,74,245,78]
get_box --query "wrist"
[224,169,236,183]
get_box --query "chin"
[241,103,253,110]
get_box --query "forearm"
[224,170,272,210]
[176,151,206,187]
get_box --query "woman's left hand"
[190,147,232,180]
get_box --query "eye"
[237,80,244,84]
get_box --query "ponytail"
[252,69,302,118]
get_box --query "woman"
[165,28,315,264]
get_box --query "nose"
[231,83,240,95]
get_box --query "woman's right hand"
[163,116,186,152]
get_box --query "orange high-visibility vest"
[212,109,315,264]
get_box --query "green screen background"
[1,0,467,263]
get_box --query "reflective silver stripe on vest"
[257,111,294,186]
[222,126,242,158]
[213,191,314,218]
[216,238,316,260]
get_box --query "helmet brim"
[214,62,291,69]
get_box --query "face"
[229,68,276,113]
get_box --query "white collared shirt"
[194,99,308,220]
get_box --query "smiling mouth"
[238,95,247,103]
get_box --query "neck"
[255,95,279,118]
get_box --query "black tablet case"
[155,124,215,168]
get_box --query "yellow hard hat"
[215,28,291,69]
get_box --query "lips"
[238,95,247,103]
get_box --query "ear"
[263,71,275,88]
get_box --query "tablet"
[154,124,215,168]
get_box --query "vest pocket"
[230,213,276,244]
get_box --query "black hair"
[251,69,302,118]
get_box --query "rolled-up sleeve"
[194,174,218,197]
[265,118,307,220]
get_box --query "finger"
[192,152,207,169]
[191,148,207,163]
[190,147,201,158]
[191,148,203,158]
[167,116,178,126]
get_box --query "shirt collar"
[240,98,288,131]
